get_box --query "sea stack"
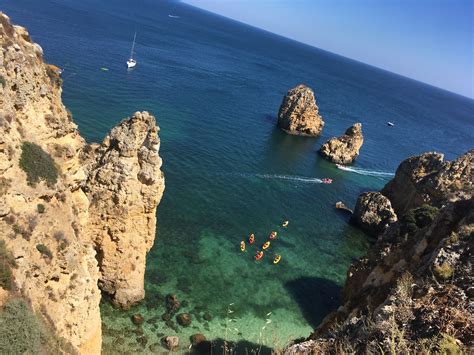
[319,123,364,164]
[350,192,397,236]
[277,84,325,136]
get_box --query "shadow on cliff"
[285,276,341,328]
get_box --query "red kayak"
[255,251,264,261]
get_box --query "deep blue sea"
[2,0,473,352]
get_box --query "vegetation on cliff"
[19,142,59,187]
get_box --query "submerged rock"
[277,84,325,136]
[191,333,211,353]
[131,314,144,326]
[165,294,181,315]
[350,192,397,236]
[319,123,364,164]
[162,336,179,350]
[176,312,192,327]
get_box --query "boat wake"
[336,165,394,177]
[255,174,323,184]
[168,14,180,18]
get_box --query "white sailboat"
[126,32,137,69]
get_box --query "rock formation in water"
[277,84,325,136]
[0,12,164,353]
[286,150,473,354]
[319,123,364,164]
[85,111,164,308]
[350,192,397,236]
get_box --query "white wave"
[336,165,394,177]
[255,174,323,183]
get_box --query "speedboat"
[387,121,395,127]
[322,178,332,184]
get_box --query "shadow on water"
[190,338,273,355]
[285,276,341,328]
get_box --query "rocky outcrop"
[286,150,473,353]
[277,84,324,136]
[0,12,164,353]
[319,123,364,164]
[381,150,473,215]
[350,192,397,236]
[85,111,164,308]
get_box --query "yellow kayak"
[262,241,270,250]
[273,255,282,264]
[282,221,289,227]
[240,241,246,252]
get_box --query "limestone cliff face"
[286,150,473,353]
[381,150,473,215]
[0,12,164,353]
[85,112,164,308]
[277,84,325,136]
[319,123,364,164]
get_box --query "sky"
[184,0,473,98]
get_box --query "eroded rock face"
[350,192,397,236]
[85,111,165,308]
[319,123,364,164]
[0,12,101,354]
[277,84,324,136]
[0,12,165,353]
[290,150,473,354]
[381,150,473,215]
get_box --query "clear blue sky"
[184,0,473,98]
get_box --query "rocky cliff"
[319,123,364,164]
[277,84,325,136]
[286,150,473,353]
[0,12,164,353]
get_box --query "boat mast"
[130,32,136,59]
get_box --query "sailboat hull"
[127,59,136,69]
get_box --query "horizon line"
[182,2,473,101]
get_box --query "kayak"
[282,221,289,227]
[249,233,255,244]
[269,231,277,240]
[255,251,264,261]
[240,241,245,252]
[262,241,270,250]
[273,255,281,264]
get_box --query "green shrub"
[438,333,462,354]
[433,263,454,281]
[0,240,15,290]
[400,204,439,236]
[37,204,45,214]
[36,244,53,259]
[0,298,43,353]
[19,142,58,187]
[0,74,5,88]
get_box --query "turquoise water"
[3,0,474,352]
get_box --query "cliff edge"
[287,150,473,353]
[0,12,164,353]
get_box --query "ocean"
[2,0,473,352]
